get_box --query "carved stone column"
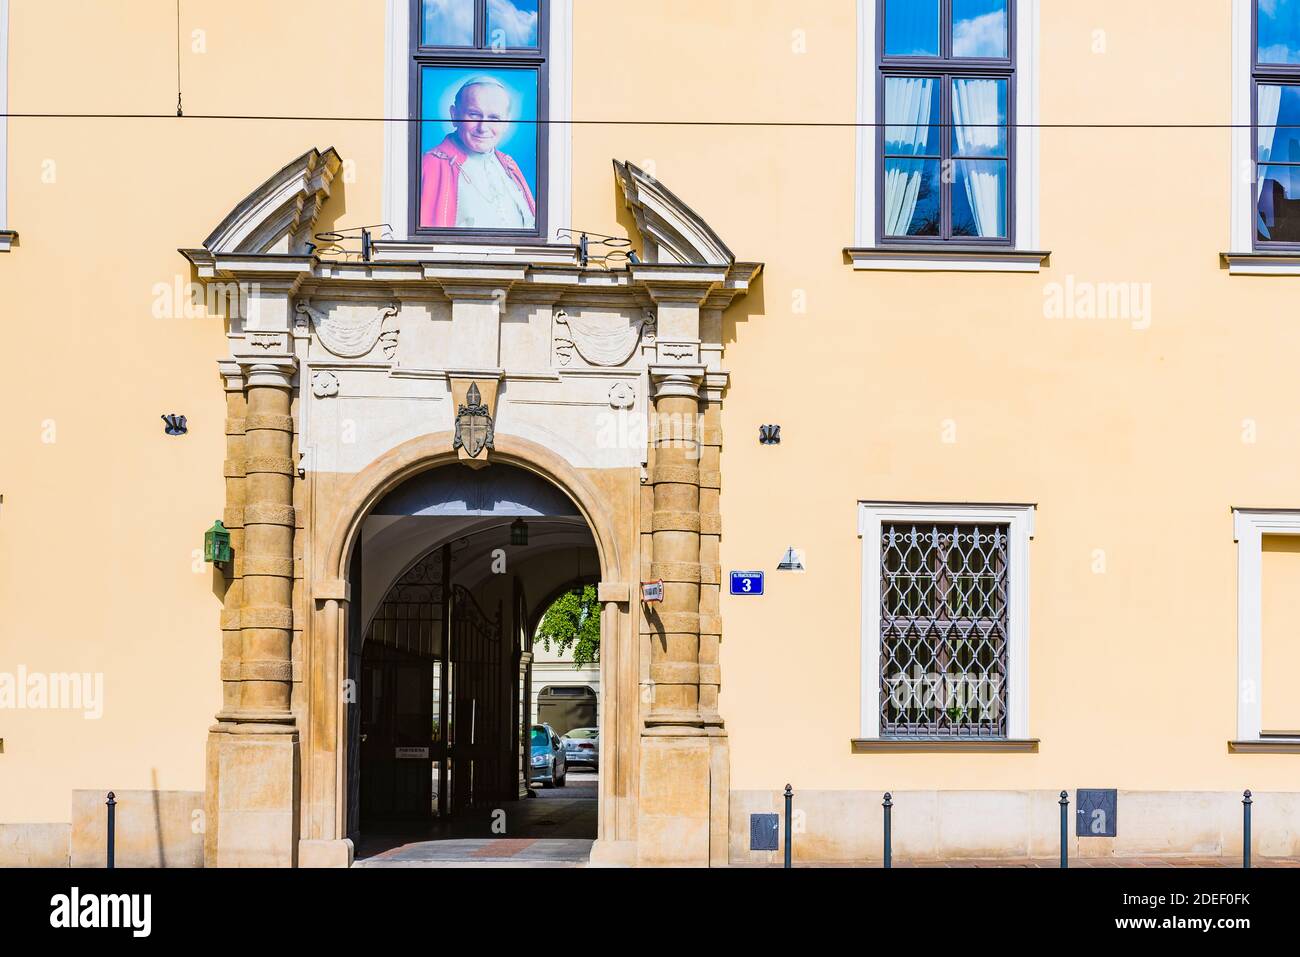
[646,370,705,725]
[217,363,247,718]
[205,356,300,867]
[237,361,297,717]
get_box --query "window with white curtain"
[878,0,1013,243]
[1255,0,1300,246]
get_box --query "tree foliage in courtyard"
[536,584,601,667]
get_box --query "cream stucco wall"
[2,0,1297,837]
[0,0,386,823]
[568,1,1300,794]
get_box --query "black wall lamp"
[510,518,529,546]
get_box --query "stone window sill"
[845,246,1050,273]
[852,738,1040,754]
[1228,738,1300,754]
[0,229,16,252]
[1220,251,1300,276]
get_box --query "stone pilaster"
[698,398,723,718]
[235,362,297,719]
[218,362,247,719]
[206,358,300,868]
[645,369,705,728]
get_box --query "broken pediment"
[197,147,341,257]
[613,160,735,267]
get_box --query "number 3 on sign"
[729,571,764,596]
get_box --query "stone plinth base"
[588,838,636,867]
[636,734,728,867]
[71,789,203,868]
[206,726,299,868]
[0,823,70,867]
[729,789,1300,865]
[298,838,354,868]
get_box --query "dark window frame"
[1252,0,1300,250]
[408,0,550,244]
[875,0,1016,246]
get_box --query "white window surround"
[850,0,1041,273]
[857,501,1035,741]
[1231,509,1300,743]
[0,0,11,252]
[382,0,573,244]
[1227,0,1300,276]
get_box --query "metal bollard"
[106,791,116,870]
[1243,790,1252,869]
[883,792,893,869]
[783,784,793,869]
[1059,790,1069,869]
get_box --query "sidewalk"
[745,856,1300,868]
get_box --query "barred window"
[879,522,1009,738]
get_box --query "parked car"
[561,727,599,770]
[529,723,566,788]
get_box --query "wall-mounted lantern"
[204,520,233,565]
[510,518,529,546]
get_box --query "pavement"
[740,856,1300,868]
[356,768,1300,868]
[353,768,598,868]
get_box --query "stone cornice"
[182,251,752,308]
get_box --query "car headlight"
[531,755,546,766]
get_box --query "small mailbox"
[749,813,779,851]
[1076,789,1118,838]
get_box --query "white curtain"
[952,78,1004,237]
[1258,84,1284,238]
[884,77,935,235]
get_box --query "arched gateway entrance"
[307,434,634,866]
[191,149,759,868]
[347,461,602,858]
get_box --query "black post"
[783,784,793,869]
[1059,790,1069,869]
[1243,790,1252,869]
[105,791,116,870]
[883,792,893,869]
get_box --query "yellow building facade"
[2,0,1299,867]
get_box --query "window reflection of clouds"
[1259,85,1300,163]
[953,0,1008,58]
[423,0,474,47]
[1259,0,1300,64]
[487,0,540,49]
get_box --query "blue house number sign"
[730,571,764,596]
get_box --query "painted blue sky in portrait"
[420,65,539,189]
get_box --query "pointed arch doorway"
[345,461,605,860]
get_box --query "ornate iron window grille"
[879,522,1009,738]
